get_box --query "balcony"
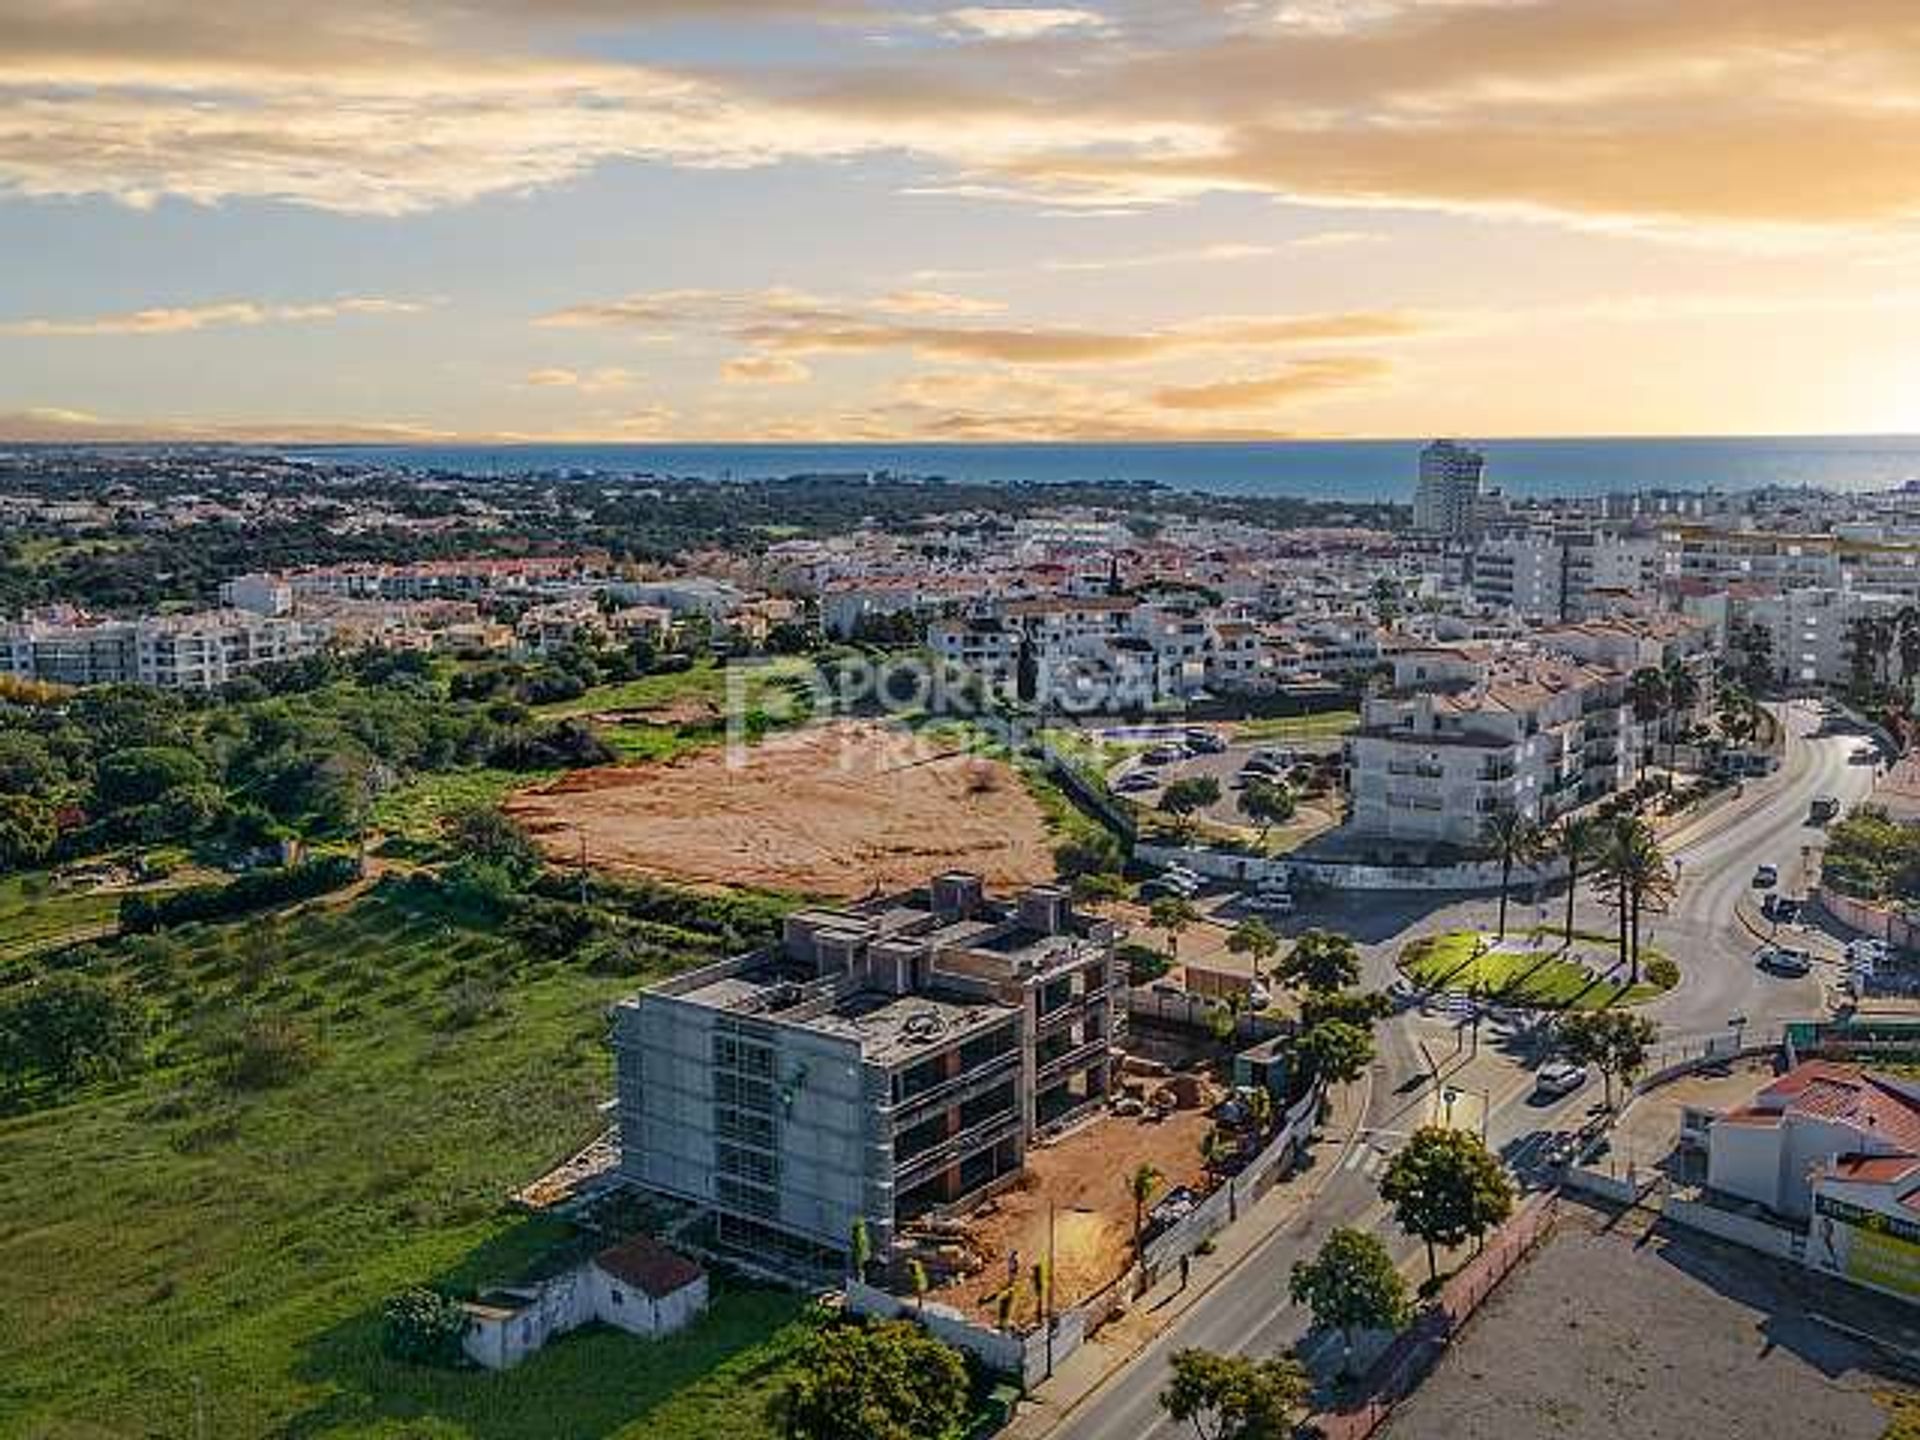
[886,1046,1021,1123]
[893,1110,1023,1188]
[1036,1032,1110,1080]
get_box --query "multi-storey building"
[1412,440,1487,537]
[1732,587,1904,689]
[0,611,326,690]
[1345,647,1636,846]
[612,873,1124,1262]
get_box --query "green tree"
[1129,1161,1164,1270]
[1149,895,1200,959]
[0,731,63,799]
[1161,776,1223,839]
[1481,804,1542,941]
[1378,1125,1516,1282]
[1273,928,1360,995]
[849,1216,872,1285]
[1236,780,1295,843]
[1557,1010,1660,1110]
[444,803,544,881]
[94,744,207,812]
[1159,1348,1310,1440]
[1550,813,1603,948]
[1298,988,1392,1031]
[0,792,57,871]
[0,972,145,1089]
[379,1287,469,1366]
[1288,1227,1413,1377]
[782,1318,970,1440]
[1589,814,1676,983]
[1295,1017,1375,1087]
[1226,917,1280,983]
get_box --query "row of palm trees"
[1626,657,1704,771]
[1845,607,1920,701]
[1482,805,1677,984]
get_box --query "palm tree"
[1551,813,1603,948]
[1227,917,1281,984]
[1589,815,1676,983]
[1481,804,1541,941]
[1626,667,1669,774]
[1661,658,1700,767]
[1129,1162,1164,1280]
[1900,607,1920,694]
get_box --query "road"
[1048,700,1874,1440]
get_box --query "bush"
[217,1013,321,1090]
[120,855,361,934]
[1643,955,1680,990]
[1119,942,1173,985]
[380,1287,470,1367]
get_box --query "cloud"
[941,8,1106,40]
[523,366,640,392]
[1150,356,1393,411]
[4,0,1917,228]
[721,355,811,384]
[0,405,455,443]
[870,288,1006,316]
[544,285,1418,365]
[0,296,424,337]
[1291,230,1386,249]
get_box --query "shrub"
[119,855,361,934]
[380,1287,470,1367]
[217,1013,321,1090]
[1643,955,1680,990]
[1119,942,1173,985]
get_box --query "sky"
[1,0,1918,444]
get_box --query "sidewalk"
[1003,1076,1370,1439]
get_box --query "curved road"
[1047,701,1874,1440]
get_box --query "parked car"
[1245,892,1295,916]
[1115,771,1160,793]
[1144,744,1187,766]
[1756,945,1813,976]
[1762,893,1802,922]
[1241,757,1283,779]
[1184,729,1228,754]
[1753,863,1779,888]
[1535,1061,1589,1098]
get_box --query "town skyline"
[4,0,1919,445]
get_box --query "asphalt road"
[1049,700,1872,1440]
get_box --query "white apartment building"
[1470,529,1667,622]
[1412,440,1487,537]
[1470,533,1565,619]
[0,611,326,690]
[1346,646,1634,846]
[1668,529,1844,591]
[1732,587,1904,689]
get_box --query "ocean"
[296,435,1920,503]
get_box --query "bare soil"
[1381,1200,1915,1440]
[505,720,1058,898]
[933,1107,1217,1322]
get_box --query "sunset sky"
[3,0,1918,444]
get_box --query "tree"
[1150,895,1200,959]
[380,1287,469,1367]
[1129,1161,1164,1270]
[1660,657,1701,766]
[1557,1010,1659,1110]
[1161,777,1223,839]
[1550,813,1604,948]
[1626,665,1669,743]
[782,1318,970,1440]
[0,972,145,1090]
[1378,1125,1516,1283]
[1159,1348,1310,1440]
[1273,928,1360,995]
[1480,804,1542,941]
[1298,988,1392,1031]
[444,803,543,882]
[1236,780,1295,842]
[1289,1227,1413,1378]
[1717,685,1761,751]
[848,1217,872,1285]
[1295,1018,1375,1087]
[0,792,57,872]
[1226,918,1280,983]
[1589,815,1676,983]
[93,744,207,812]
[0,731,62,799]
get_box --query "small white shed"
[460,1235,708,1370]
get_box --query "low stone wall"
[1561,1165,1656,1206]
[1819,884,1920,949]
[846,1279,1034,1378]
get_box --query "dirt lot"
[1382,1200,1917,1440]
[932,1107,1218,1323]
[505,719,1058,898]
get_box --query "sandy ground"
[505,720,1057,898]
[933,1108,1216,1323]
[1381,1202,1913,1440]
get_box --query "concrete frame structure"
[613,873,1125,1262]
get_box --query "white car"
[1535,1062,1589,1098]
[1757,945,1813,976]
[1246,892,1294,916]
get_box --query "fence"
[1136,841,1564,896]
[1660,1195,1805,1263]
[1819,884,1920,951]
[1140,1085,1322,1281]
[1125,983,1287,1045]
[845,1279,1034,1378]
[1043,752,1138,845]
[1307,1193,1562,1440]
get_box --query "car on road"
[1810,794,1841,823]
[1535,1061,1589,1098]
[1852,744,1882,766]
[1756,944,1813,976]
[1761,893,1802,922]
[1753,863,1779,888]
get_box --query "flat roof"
[810,990,1016,1067]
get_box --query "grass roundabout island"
[1399,927,1676,1010]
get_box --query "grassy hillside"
[0,883,814,1440]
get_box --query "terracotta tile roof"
[1826,1153,1920,1185]
[1759,1062,1920,1153]
[592,1236,704,1299]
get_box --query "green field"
[0,871,122,963]
[1231,710,1360,744]
[0,886,818,1440]
[1399,928,1670,1009]
[535,657,815,722]
[371,769,557,846]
